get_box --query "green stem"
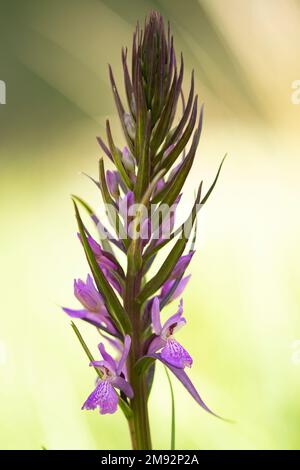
[125,268,152,450]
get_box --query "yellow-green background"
[1,0,300,449]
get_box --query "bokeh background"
[1,0,300,450]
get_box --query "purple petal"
[162,144,175,160]
[100,333,123,353]
[148,353,220,418]
[101,267,122,295]
[74,275,105,312]
[161,338,192,369]
[153,177,165,196]
[118,191,134,231]
[160,275,191,301]
[62,306,117,334]
[170,252,195,280]
[116,335,131,375]
[122,147,135,173]
[62,307,103,327]
[141,218,152,247]
[82,380,119,414]
[89,360,115,376]
[106,170,119,198]
[84,235,118,271]
[112,376,134,399]
[98,343,117,371]
[124,112,136,140]
[161,299,185,335]
[151,297,162,335]
[147,336,166,354]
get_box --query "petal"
[161,299,184,336]
[116,335,131,375]
[148,353,220,418]
[100,333,123,353]
[170,252,195,280]
[160,275,191,302]
[112,376,134,399]
[147,336,166,354]
[118,191,134,225]
[89,360,115,376]
[151,297,162,335]
[74,275,104,312]
[98,343,117,372]
[62,307,101,326]
[106,170,119,198]
[161,338,193,369]
[82,380,119,415]
[62,307,115,332]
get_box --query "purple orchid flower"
[148,297,193,369]
[169,252,194,281]
[62,274,117,333]
[82,335,133,414]
[106,170,120,199]
[122,147,135,175]
[78,234,123,294]
[160,275,191,303]
[118,191,134,225]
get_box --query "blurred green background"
[1,0,300,450]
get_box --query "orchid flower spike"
[82,335,133,414]
[148,298,193,369]
[64,10,225,448]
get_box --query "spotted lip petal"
[161,338,193,369]
[83,335,133,415]
[82,380,119,414]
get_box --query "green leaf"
[72,200,131,335]
[153,96,198,175]
[71,194,114,255]
[71,322,132,419]
[201,154,227,205]
[134,356,156,376]
[128,169,166,273]
[144,182,202,274]
[118,397,133,420]
[164,366,175,450]
[71,321,102,378]
[138,235,188,303]
[156,127,200,210]
[146,363,156,400]
[134,110,151,201]
[106,120,133,190]
[150,59,183,154]
[157,71,195,159]
[109,65,134,153]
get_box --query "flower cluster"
[63,11,224,448]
